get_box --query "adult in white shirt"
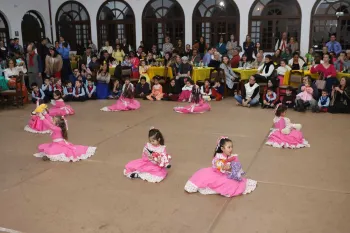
[276,60,291,85]
[255,54,275,83]
[275,32,288,52]
[4,58,27,82]
[101,41,113,55]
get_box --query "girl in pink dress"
[184,137,257,197]
[266,104,310,149]
[33,113,97,162]
[174,85,211,114]
[296,80,313,102]
[24,100,52,134]
[178,79,193,102]
[49,90,75,117]
[124,128,171,183]
[100,78,141,112]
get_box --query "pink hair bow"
[216,136,228,150]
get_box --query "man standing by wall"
[326,34,342,56]
[26,44,43,87]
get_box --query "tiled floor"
[0,98,349,233]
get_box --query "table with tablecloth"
[147,66,173,79]
[232,68,259,80]
[283,70,350,85]
[192,67,259,83]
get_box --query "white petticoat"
[33,147,97,162]
[123,169,164,183]
[24,125,51,134]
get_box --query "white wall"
[0,0,319,54]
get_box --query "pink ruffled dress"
[184,153,257,197]
[296,86,313,102]
[100,96,140,112]
[174,99,211,114]
[49,99,75,116]
[33,116,97,162]
[266,117,310,149]
[24,113,52,134]
[124,143,170,183]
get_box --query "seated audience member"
[282,86,295,108]
[202,47,213,66]
[238,54,252,69]
[121,55,132,67]
[31,82,47,104]
[99,50,115,66]
[76,74,87,87]
[54,79,63,92]
[150,44,160,57]
[96,63,111,99]
[86,80,96,100]
[147,76,163,101]
[208,52,221,69]
[190,49,201,65]
[41,77,53,99]
[329,77,350,114]
[145,52,156,65]
[295,76,318,112]
[89,54,100,71]
[178,79,194,102]
[184,44,192,58]
[288,52,305,70]
[135,76,150,99]
[72,80,86,102]
[81,64,92,78]
[262,87,278,108]
[316,89,330,112]
[234,76,260,107]
[276,59,291,86]
[176,56,192,87]
[254,55,274,83]
[220,55,239,91]
[251,53,264,69]
[69,68,80,85]
[163,52,171,67]
[200,79,212,101]
[211,80,224,101]
[162,78,180,101]
[329,52,337,64]
[109,79,122,99]
[63,80,74,101]
[272,49,282,66]
[230,48,240,68]
[138,59,150,84]
[282,47,292,61]
[304,48,315,64]
[334,52,350,72]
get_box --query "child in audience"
[262,87,278,108]
[86,80,96,100]
[100,78,140,112]
[31,82,47,104]
[162,78,180,101]
[72,80,86,102]
[49,90,75,116]
[63,81,74,102]
[282,86,295,108]
[200,79,212,101]
[147,76,163,101]
[33,112,96,162]
[211,80,224,101]
[174,85,211,114]
[109,79,122,99]
[296,78,313,110]
[41,77,53,100]
[178,79,194,102]
[135,76,150,99]
[24,100,51,134]
[266,104,310,149]
[139,60,150,84]
[184,136,257,197]
[124,128,171,182]
[54,79,63,93]
[276,60,291,86]
[316,90,330,113]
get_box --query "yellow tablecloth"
[232,68,258,80]
[192,67,213,83]
[283,70,349,85]
[337,72,350,79]
[148,67,173,79]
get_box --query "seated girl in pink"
[49,90,75,117]
[33,113,97,162]
[296,79,313,102]
[146,76,164,101]
[266,104,310,149]
[100,78,140,112]
[124,128,171,183]
[24,100,52,134]
[178,79,194,102]
[184,137,257,197]
[174,85,211,114]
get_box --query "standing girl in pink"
[49,90,75,116]
[100,78,140,112]
[33,113,97,162]
[174,85,211,114]
[266,104,310,149]
[184,137,257,197]
[124,128,171,183]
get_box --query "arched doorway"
[142,0,185,50]
[249,0,301,52]
[193,0,240,46]
[311,0,350,50]
[0,12,9,46]
[55,1,91,51]
[97,0,136,49]
[22,11,45,47]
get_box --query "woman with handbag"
[310,53,337,93]
[329,77,350,114]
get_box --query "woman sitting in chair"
[220,55,239,92]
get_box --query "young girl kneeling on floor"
[174,85,211,114]
[124,128,171,183]
[147,76,164,101]
[49,90,75,117]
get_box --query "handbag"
[315,72,326,90]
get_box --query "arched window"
[249,0,301,52]
[193,0,240,46]
[55,1,91,51]
[0,12,9,46]
[142,0,185,50]
[311,0,350,50]
[97,0,136,49]
[22,11,45,47]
